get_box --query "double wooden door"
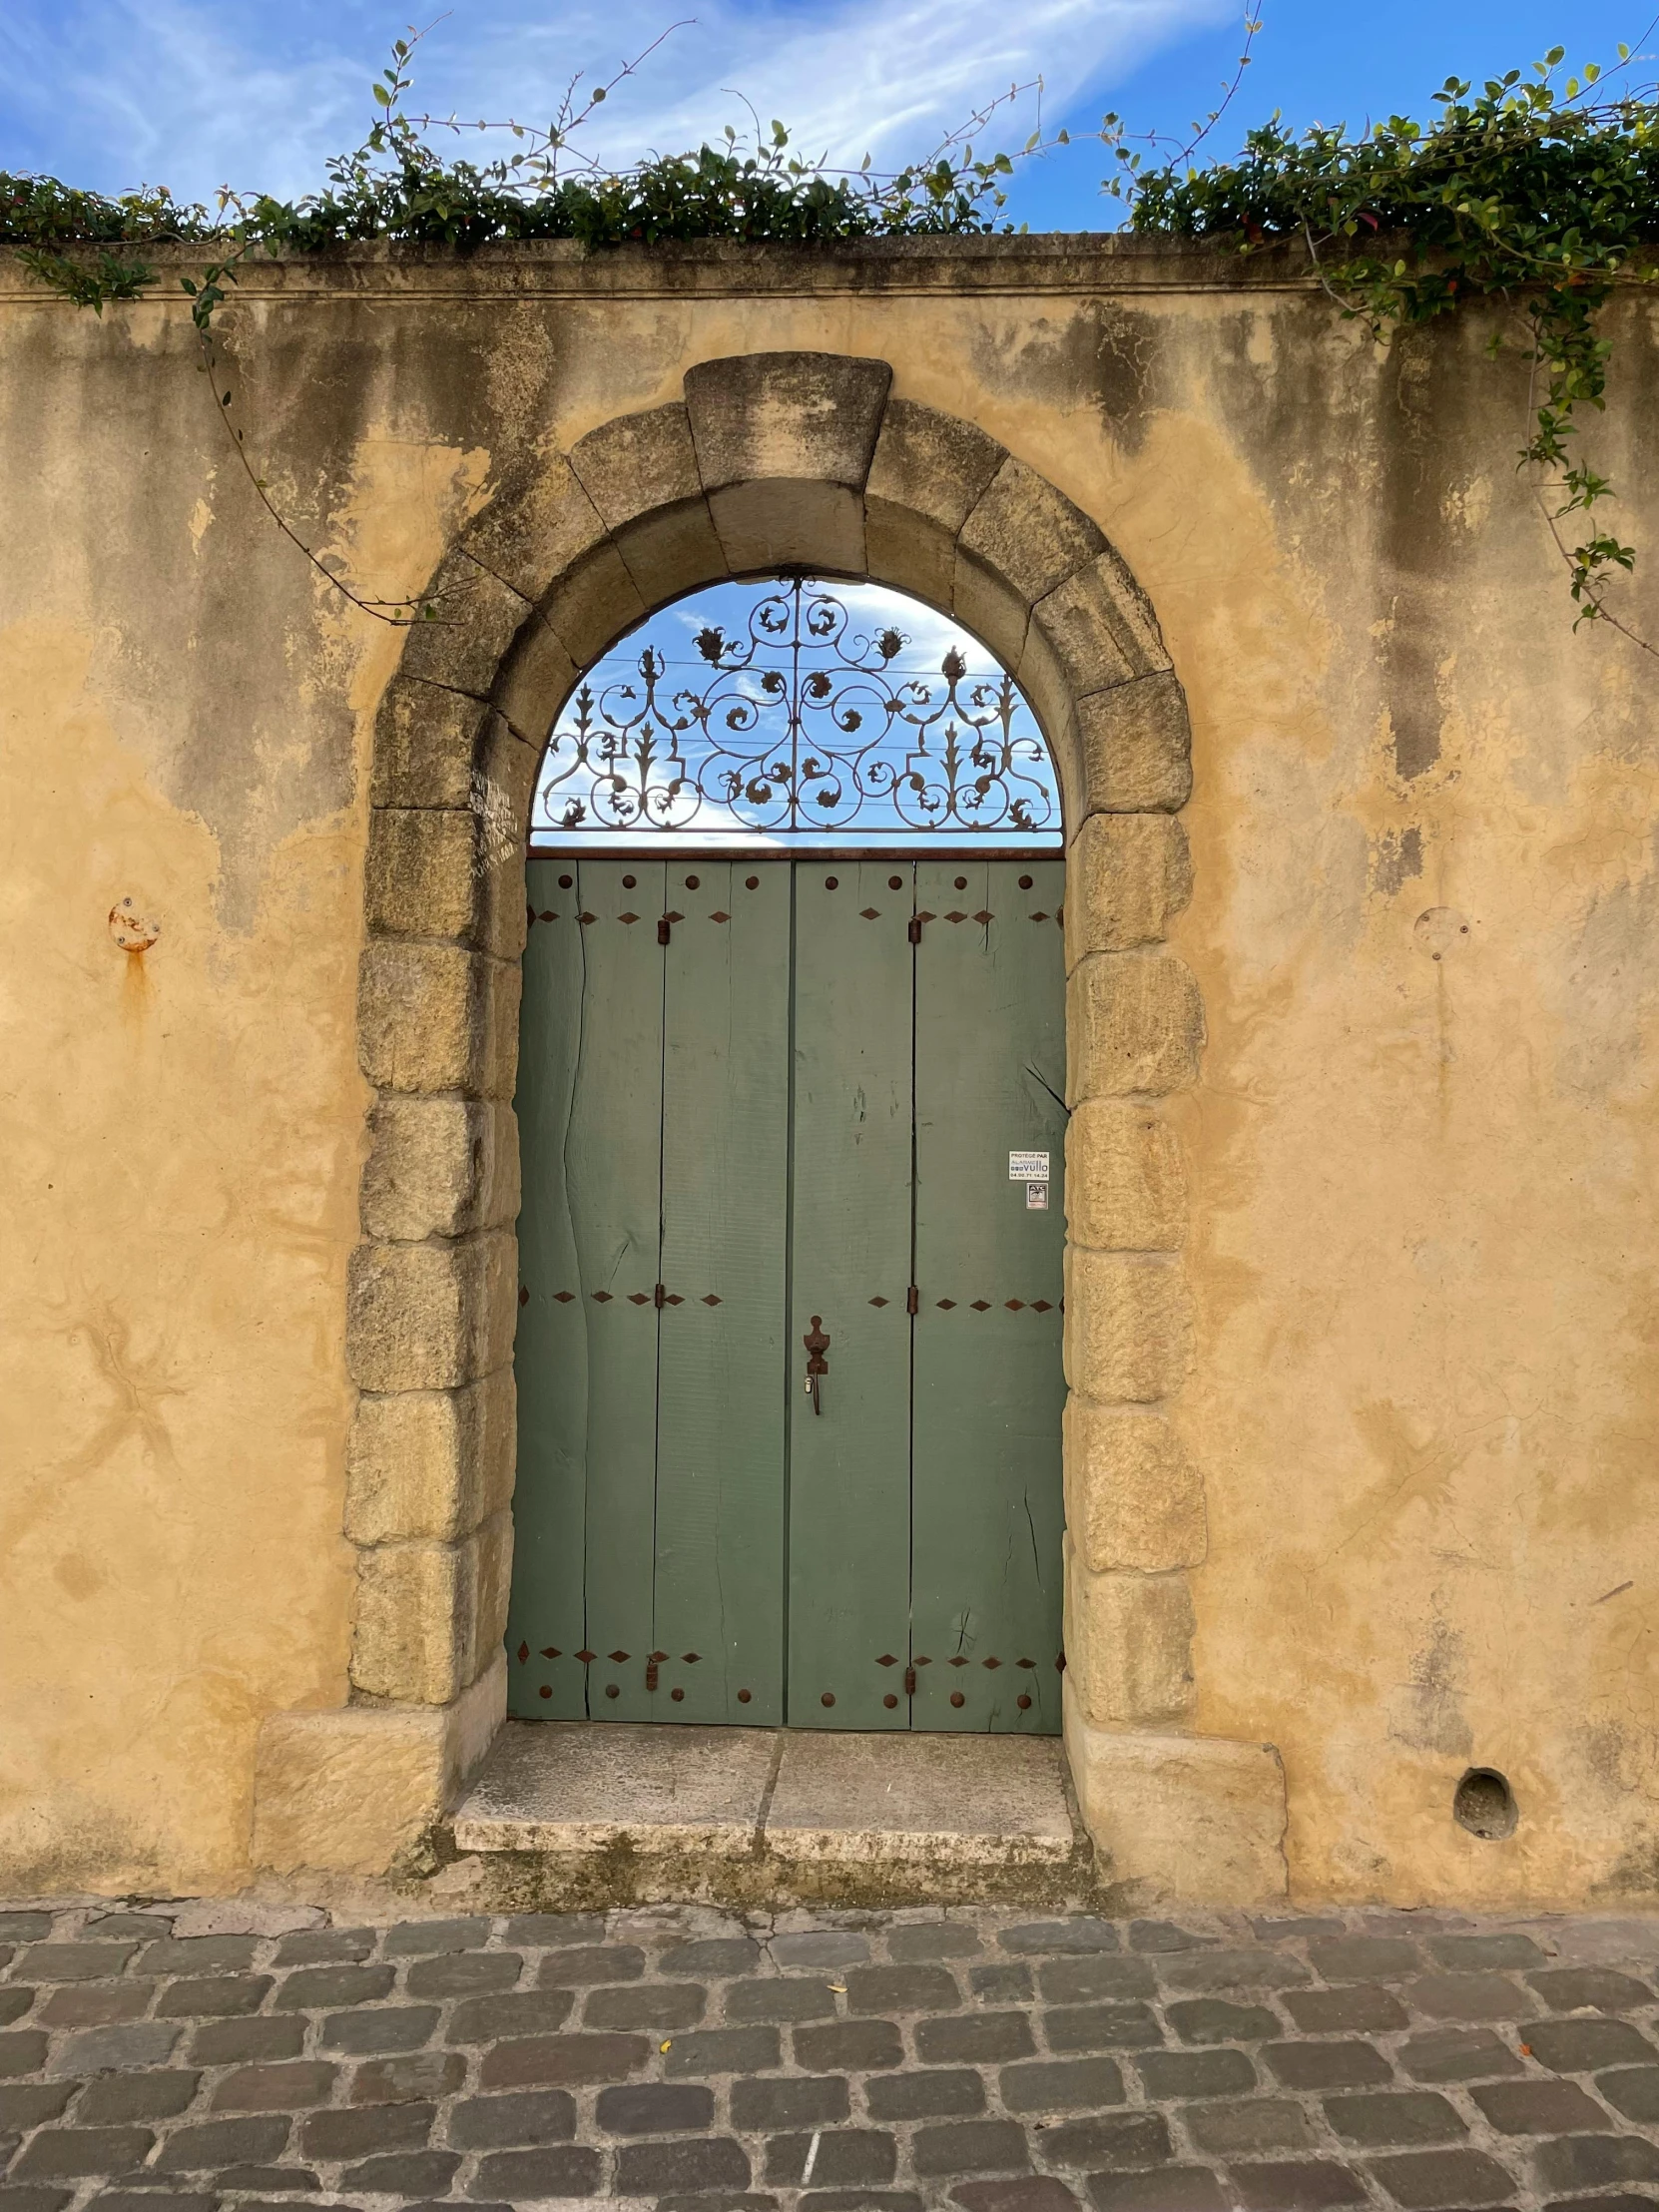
[508,856,1066,1732]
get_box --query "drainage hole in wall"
[1453,1766,1518,1840]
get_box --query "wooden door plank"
[566,859,667,1723]
[654,860,792,1724]
[787,860,915,1730]
[910,858,1067,1734]
[507,860,589,1719]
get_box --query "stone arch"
[252,352,1288,1904]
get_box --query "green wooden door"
[508,856,1066,1729]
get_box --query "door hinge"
[907,914,922,944]
[906,1284,919,1316]
[903,1666,917,1697]
[645,1658,660,1692]
[658,914,671,944]
[654,1282,667,1309]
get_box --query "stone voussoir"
[686,351,892,580]
[1076,668,1194,815]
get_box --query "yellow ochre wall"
[1,239,1655,1905]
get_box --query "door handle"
[803,1316,830,1414]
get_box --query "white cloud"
[4,0,1231,202]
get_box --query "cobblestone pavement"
[5,1902,1659,2212]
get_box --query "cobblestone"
[0,1901,1657,2206]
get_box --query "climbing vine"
[2,21,1655,639]
[1105,42,1659,644]
[1,25,1035,621]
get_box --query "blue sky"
[1,0,1641,223]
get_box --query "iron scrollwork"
[532,578,1058,840]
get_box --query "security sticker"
[1008,1150,1049,1181]
[1025,1182,1049,1210]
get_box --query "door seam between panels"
[906,856,918,1735]
[781,861,800,1728]
[572,860,594,1722]
[648,859,669,1712]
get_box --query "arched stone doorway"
[254,353,1288,1904]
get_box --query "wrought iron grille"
[530,577,1060,845]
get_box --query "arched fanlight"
[531,576,1061,849]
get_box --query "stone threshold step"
[453,1722,1076,1872]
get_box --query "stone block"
[345,1229,517,1394]
[1065,1402,1207,1573]
[709,479,866,580]
[1066,815,1193,966]
[569,402,703,526]
[397,558,533,698]
[959,457,1107,608]
[492,615,579,746]
[365,807,521,959]
[371,680,492,811]
[540,540,647,671]
[567,404,731,609]
[1077,670,1193,815]
[1022,553,1171,740]
[462,450,610,606]
[345,1370,515,1546]
[350,1512,509,1704]
[951,549,1032,675]
[610,500,730,609]
[1066,1543,1197,1725]
[865,399,1006,610]
[684,351,892,492]
[358,943,518,1098]
[360,1096,519,1243]
[474,1505,514,1666]
[1063,1250,1192,1402]
[1068,953,1205,1101]
[1066,1100,1186,1252]
[252,1655,506,1877]
[1062,1693,1289,1906]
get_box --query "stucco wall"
[1,238,1655,1905]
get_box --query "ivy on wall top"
[1107,45,1659,644]
[3,23,1654,644]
